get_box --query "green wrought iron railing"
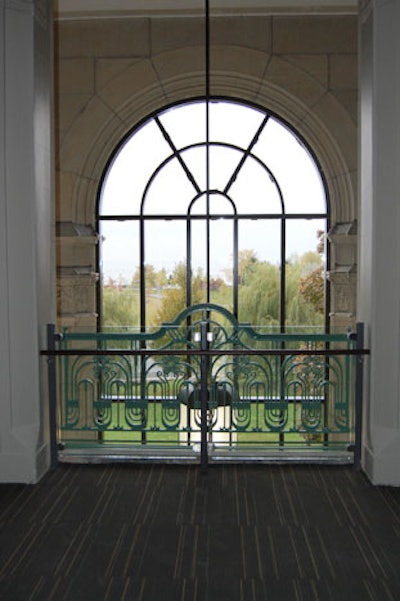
[42,304,368,468]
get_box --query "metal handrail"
[41,348,369,357]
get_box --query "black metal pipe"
[46,324,59,470]
[200,321,209,471]
[205,0,211,303]
[41,348,370,357]
[354,322,365,470]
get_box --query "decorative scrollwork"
[58,303,355,452]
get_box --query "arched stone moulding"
[56,45,357,329]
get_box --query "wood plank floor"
[0,463,400,600]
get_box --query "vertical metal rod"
[47,324,59,470]
[354,322,364,470]
[205,0,211,303]
[233,215,238,318]
[140,216,146,331]
[200,321,209,471]
[280,217,286,332]
[139,217,147,445]
[186,217,192,307]
[279,218,286,445]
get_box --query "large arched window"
[98,98,329,331]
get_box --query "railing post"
[47,323,59,470]
[200,321,209,471]
[354,322,364,470]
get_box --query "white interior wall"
[359,0,400,485]
[0,0,54,483]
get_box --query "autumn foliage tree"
[299,265,324,315]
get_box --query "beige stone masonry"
[55,94,94,145]
[304,92,357,172]
[55,18,151,58]
[329,54,357,90]
[74,177,101,226]
[55,171,78,221]
[150,17,204,55]
[265,55,327,109]
[95,58,142,92]
[58,58,95,94]
[57,273,98,316]
[327,221,358,328]
[97,59,161,113]
[210,16,272,53]
[57,226,98,270]
[282,54,329,87]
[210,46,270,87]
[60,96,123,174]
[272,16,357,54]
[54,14,359,328]
[151,47,205,89]
[327,170,358,224]
[331,90,358,124]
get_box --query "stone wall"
[54,13,358,330]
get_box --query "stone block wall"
[54,12,358,330]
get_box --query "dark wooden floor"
[0,463,400,600]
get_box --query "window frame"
[96,96,331,332]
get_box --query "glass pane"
[228,156,283,214]
[209,194,235,216]
[189,218,235,307]
[99,120,171,216]
[238,220,281,326]
[99,220,139,282]
[285,219,326,328]
[209,145,244,193]
[158,102,206,149]
[144,220,186,275]
[239,219,281,265]
[253,118,326,214]
[99,221,140,329]
[190,220,207,304]
[182,144,245,194]
[286,218,325,259]
[210,219,234,309]
[142,156,198,215]
[210,100,265,149]
[144,220,187,325]
[180,146,206,191]
[189,193,235,216]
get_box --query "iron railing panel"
[42,304,368,466]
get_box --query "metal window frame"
[96,96,330,333]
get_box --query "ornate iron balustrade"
[43,304,367,467]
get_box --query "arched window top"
[99,98,327,219]
[98,98,329,331]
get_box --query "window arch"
[98,98,329,331]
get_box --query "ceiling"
[55,0,358,19]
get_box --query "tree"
[102,278,139,328]
[131,265,168,290]
[238,249,258,284]
[299,265,325,315]
[239,260,280,326]
[286,252,324,326]
[298,231,326,318]
[155,262,204,324]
